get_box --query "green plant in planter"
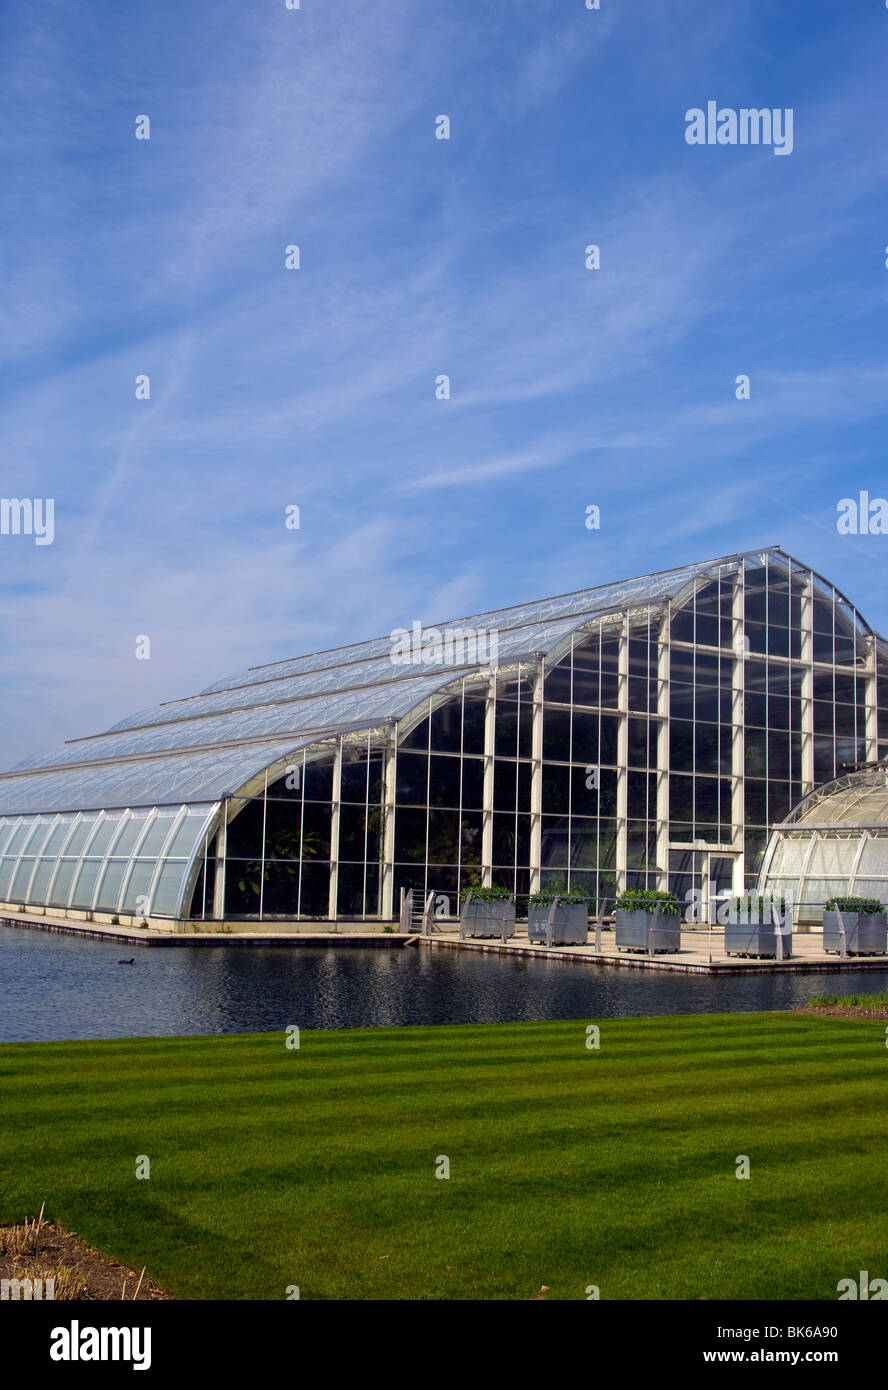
[825,896,884,914]
[110,915,120,925]
[458,885,512,903]
[614,889,680,915]
[528,891,590,907]
[731,894,788,911]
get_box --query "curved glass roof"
[777,766,888,829]
[197,554,725,695]
[761,766,888,917]
[0,740,327,816]
[0,546,863,826]
[103,614,590,735]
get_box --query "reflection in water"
[2,925,886,1043]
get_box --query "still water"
[2,925,886,1043]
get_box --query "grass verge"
[1,1012,886,1300]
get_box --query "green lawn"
[1,1013,886,1300]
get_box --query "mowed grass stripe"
[1,1013,887,1299]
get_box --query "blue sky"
[1,0,887,767]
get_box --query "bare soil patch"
[0,1217,172,1300]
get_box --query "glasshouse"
[0,545,885,928]
[759,765,888,922]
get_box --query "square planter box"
[724,922,792,958]
[822,911,887,956]
[460,900,516,940]
[527,902,589,946]
[614,908,680,954]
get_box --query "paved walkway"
[0,912,406,949]
[419,926,888,975]
[4,911,888,973]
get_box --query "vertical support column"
[529,655,545,896]
[731,567,747,892]
[327,738,342,923]
[201,833,209,920]
[865,634,879,763]
[212,799,228,921]
[615,614,630,894]
[656,604,671,892]
[380,737,397,921]
[799,572,815,792]
[481,673,497,888]
[258,770,268,922]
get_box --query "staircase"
[399,888,436,935]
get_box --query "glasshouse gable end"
[0,546,884,932]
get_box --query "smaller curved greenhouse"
[759,764,888,923]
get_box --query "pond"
[2,926,886,1043]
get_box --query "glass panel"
[0,820,17,855]
[851,879,888,902]
[772,837,807,880]
[569,827,598,869]
[4,821,33,856]
[394,808,427,862]
[64,814,100,856]
[137,813,178,857]
[399,715,430,751]
[112,813,152,858]
[121,861,155,913]
[396,753,428,805]
[151,861,190,916]
[855,838,888,880]
[427,810,460,864]
[10,858,35,902]
[0,856,17,898]
[543,708,571,761]
[42,817,76,857]
[806,837,854,879]
[95,859,128,913]
[163,809,213,858]
[571,712,598,765]
[428,756,462,809]
[47,860,77,907]
[460,758,484,810]
[339,805,368,861]
[23,819,57,857]
[28,859,55,903]
[460,813,482,864]
[70,858,102,909]
[302,760,334,801]
[541,765,569,815]
[541,817,570,868]
[87,813,125,858]
[430,699,463,753]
